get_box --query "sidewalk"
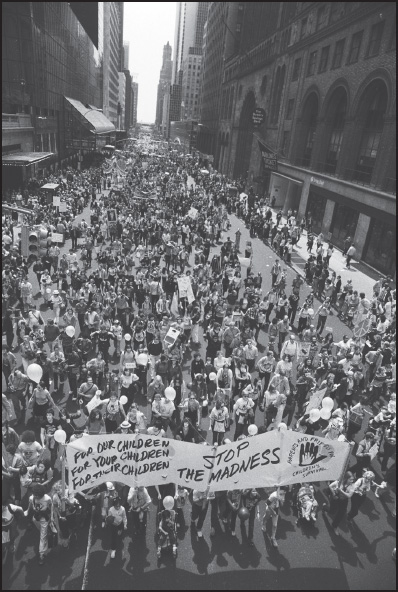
[269,210,379,298]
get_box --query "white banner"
[66,432,350,493]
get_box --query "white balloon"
[54,429,67,444]
[320,408,331,420]
[308,308,314,316]
[124,333,132,341]
[248,424,258,436]
[163,496,174,510]
[209,372,217,381]
[278,422,288,431]
[164,386,176,401]
[321,397,334,411]
[309,408,321,422]
[65,325,75,337]
[27,363,43,383]
[119,395,128,405]
[223,438,232,444]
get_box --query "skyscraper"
[123,42,130,71]
[156,42,173,129]
[103,2,124,127]
[171,2,210,122]
[131,81,138,125]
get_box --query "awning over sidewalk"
[64,97,115,135]
[2,152,54,166]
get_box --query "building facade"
[2,2,116,188]
[204,2,396,275]
[118,72,126,131]
[156,42,173,129]
[131,81,138,126]
[103,2,124,128]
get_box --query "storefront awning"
[64,97,115,135]
[2,152,54,167]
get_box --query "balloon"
[308,308,314,316]
[54,429,67,444]
[309,408,321,422]
[320,408,331,420]
[165,386,176,401]
[27,363,43,383]
[248,424,258,436]
[278,422,288,431]
[65,325,75,337]
[124,333,131,341]
[202,399,208,407]
[119,395,128,406]
[163,496,174,510]
[322,397,334,411]
[209,372,217,381]
[238,507,250,522]
[337,435,347,442]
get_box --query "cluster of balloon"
[65,326,75,338]
[238,507,250,522]
[247,424,258,436]
[309,408,321,422]
[27,363,43,384]
[165,387,176,401]
[320,396,334,421]
[208,372,217,381]
[163,496,174,510]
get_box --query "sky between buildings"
[124,2,176,123]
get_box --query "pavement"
[2,179,396,591]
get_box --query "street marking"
[81,506,95,590]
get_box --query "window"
[317,5,328,30]
[286,98,295,120]
[292,58,301,81]
[281,131,290,156]
[260,75,267,96]
[330,204,359,248]
[307,51,317,76]
[367,21,384,57]
[332,39,345,68]
[318,46,329,73]
[347,30,363,64]
[364,219,396,275]
[301,17,308,39]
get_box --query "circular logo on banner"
[252,108,266,126]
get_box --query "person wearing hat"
[100,482,119,528]
[354,432,377,477]
[49,289,63,323]
[115,419,134,435]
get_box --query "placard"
[53,195,61,206]
[50,232,64,243]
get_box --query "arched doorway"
[352,79,388,184]
[322,87,348,174]
[233,91,256,180]
[294,92,319,167]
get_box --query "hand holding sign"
[299,442,328,467]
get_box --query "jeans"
[347,493,366,519]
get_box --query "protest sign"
[305,387,327,414]
[66,432,350,494]
[59,202,68,212]
[238,257,251,268]
[53,195,60,207]
[50,232,64,243]
[187,207,198,219]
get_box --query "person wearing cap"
[100,482,119,528]
[49,289,63,322]
[354,432,377,477]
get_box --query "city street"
[2,189,396,591]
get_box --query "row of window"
[294,19,392,80]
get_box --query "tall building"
[2,2,115,187]
[131,81,139,125]
[171,2,210,122]
[123,42,130,71]
[207,2,395,275]
[198,2,243,158]
[156,42,173,128]
[103,2,124,127]
[118,72,126,130]
[123,69,133,131]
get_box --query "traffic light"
[28,229,39,259]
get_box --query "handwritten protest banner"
[66,432,349,494]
